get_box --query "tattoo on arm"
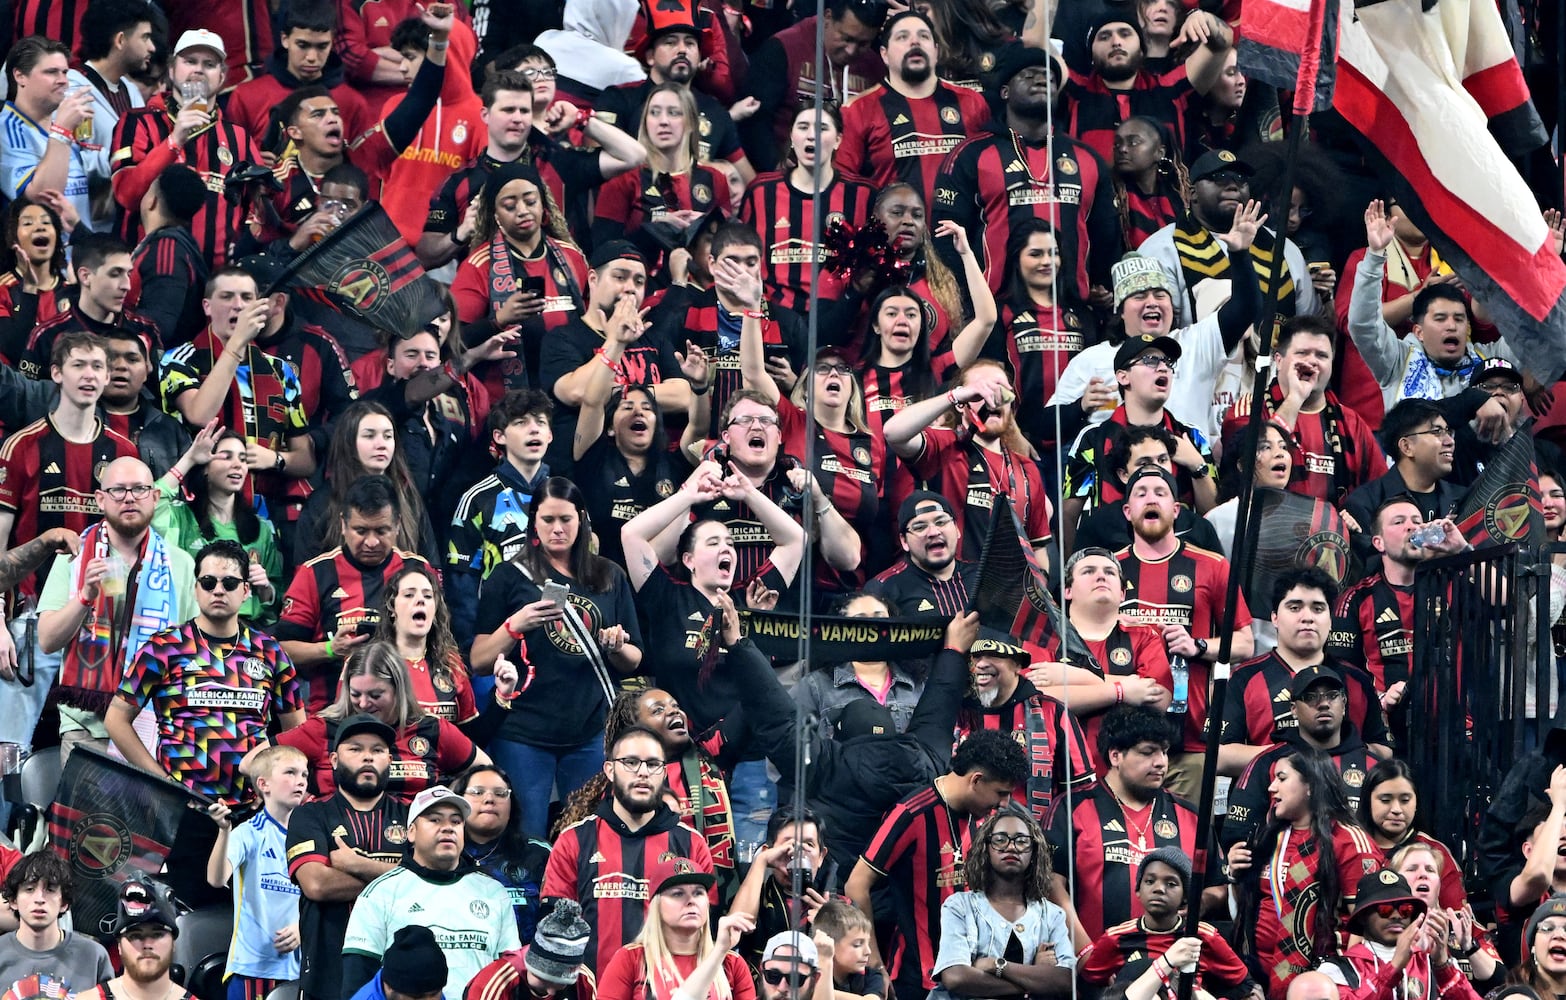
[0,535,55,594]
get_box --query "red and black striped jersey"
[592,165,730,244]
[130,225,208,347]
[741,171,875,313]
[0,272,68,369]
[1045,784,1203,940]
[998,300,1090,441]
[159,0,274,89]
[273,547,431,713]
[933,125,1120,298]
[779,396,881,525]
[955,679,1096,821]
[910,428,1052,561]
[1328,573,1414,693]
[1064,405,1213,508]
[1223,736,1383,850]
[21,306,161,383]
[866,557,978,622]
[261,321,359,427]
[257,155,326,244]
[1116,540,1248,752]
[13,0,88,57]
[861,783,977,989]
[690,463,796,587]
[110,97,264,267]
[1220,652,1393,751]
[541,801,716,976]
[1121,183,1181,250]
[838,81,993,210]
[450,237,589,399]
[1221,386,1386,505]
[1061,66,1196,166]
[0,416,137,593]
[1079,916,1253,997]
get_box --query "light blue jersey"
[0,102,93,231]
[226,809,302,981]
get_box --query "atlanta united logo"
[330,259,393,312]
[1485,489,1533,540]
[68,814,132,878]
[1298,530,1350,583]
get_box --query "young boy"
[1077,848,1254,999]
[208,745,309,1000]
[812,900,885,1000]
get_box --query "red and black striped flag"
[973,496,1078,661]
[1454,424,1543,549]
[269,203,446,335]
[46,746,206,937]
[1236,0,1342,115]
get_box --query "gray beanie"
[527,900,591,986]
[1137,846,1193,890]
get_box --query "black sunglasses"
[197,575,245,593]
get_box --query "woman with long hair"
[293,401,438,566]
[251,641,502,800]
[573,384,690,569]
[1357,760,1466,911]
[1227,751,1379,999]
[742,101,874,314]
[1189,48,1281,154]
[915,0,1014,89]
[597,858,756,1000]
[453,764,553,943]
[930,803,1075,1000]
[593,83,731,249]
[373,562,475,726]
[1111,117,1189,251]
[155,423,283,622]
[451,162,588,398]
[0,197,71,367]
[472,477,644,839]
[1516,897,1566,997]
[1206,419,1295,555]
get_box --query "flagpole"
[1175,108,1313,1000]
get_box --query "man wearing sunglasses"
[1321,869,1477,1000]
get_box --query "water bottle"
[1168,655,1189,714]
[1409,522,1449,549]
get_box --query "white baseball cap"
[173,29,227,60]
[407,784,471,825]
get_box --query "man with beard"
[1071,427,1225,554]
[1140,150,1322,332]
[342,786,519,1000]
[67,2,155,214]
[1222,567,1394,777]
[73,879,187,1000]
[953,629,1096,821]
[867,492,979,623]
[838,11,991,208]
[1221,666,1385,849]
[1023,0,1233,165]
[287,714,408,1000]
[1112,466,1251,799]
[1046,708,1212,940]
[933,44,1119,298]
[542,725,716,976]
[883,359,1053,568]
[596,17,753,182]
[21,235,162,382]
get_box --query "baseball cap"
[407,784,472,825]
[173,29,227,60]
[589,239,647,270]
[1188,148,1253,183]
[1111,254,1176,311]
[333,713,396,751]
[834,699,896,740]
[1346,869,1426,932]
[1289,665,1346,699]
[1113,333,1182,371]
[647,853,717,896]
[1124,465,1178,495]
[1470,356,1524,388]
[761,931,819,969]
[898,491,956,533]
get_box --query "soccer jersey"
[866,559,977,622]
[451,236,588,398]
[911,428,1052,561]
[160,333,309,452]
[403,653,477,724]
[22,305,162,383]
[1078,917,1252,997]
[1065,406,1214,509]
[274,713,476,802]
[1220,386,1385,505]
[287,793,409,1000]
[0,102,93,230]
[999,301,1091,445]
[0,272,68,369]
[1328,573,1414,692]
[1068,622,1175,768]
[1222,736,1383,849]
[343,864,520,999]
[227,808,302,980]
[1252,822,1379,998]
[838,81,992,209]
[1061,66,1196,166]
[861,784,977,991]
[1220,653,1392,750]
[117,621,302,803]
[741,171,875,313]
[954,680,1096,820]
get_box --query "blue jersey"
[0,102,93,231]
[226,809,301,980]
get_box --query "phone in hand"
[522,274,547,298]
[353,620,377,638]
[541,581,570,607]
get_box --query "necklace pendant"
[1138,835,1147,851]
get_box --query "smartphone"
[541,580,570,607]
[1308,261,1330,275]
[522,274,547,298]
[353,620,377,637]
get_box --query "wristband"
[429,38,449,51]
[273,451,287,472]
[593,347,618,372]
[741,309,765,319]
[946,390,960,409]
[1114,682,1125,703]
[574,106,595,130]
[504,619,527,641]
[48,127,74,145]
[692,381,710,396]
[77,591,93,608]
[324,636,335,658]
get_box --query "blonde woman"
[593,83,731,248]
[598,856,758,1000]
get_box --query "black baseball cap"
[588,239,647,270]
[1289,665,1345,699]
[1124,465,1177,494]
[1113,334,1181,371]
[1470,357,1524,388]
[899,490,956,533]
[334,713,396,750]
[1188,148,1254,183]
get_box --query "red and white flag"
[1235,0,1342,115]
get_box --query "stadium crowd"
[0,2,1557,1000]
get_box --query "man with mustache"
[72,879,187,1000]
[838,11,990,209]
[341,785,519,1000]
[287,714,408,1000]
[867,492,978,623]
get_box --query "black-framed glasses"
[611,756,667,774]
[813,362,853,378]
[1129,354,1176,371]
[987,833,1035,849]
[519,66,557,81]
[197,575,245,593]
[101,484,155,501]
[727,414,779,429]
[1401,425,1454,441]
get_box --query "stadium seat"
[264,981,301,1000]
[173,907,233,980]
[17,748,61,809]
[189,952,228,1000]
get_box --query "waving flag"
[1334,0,1566,384]
[973,496,1085,662]
[1236,0,1343,114]
[1453,424,1544,548]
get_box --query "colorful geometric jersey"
[117,621,302,803]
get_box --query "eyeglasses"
[727,414,779,429]
[987,833,1034,849]
[1295,688,1346,707]
[813,362,853,378]
[611,756,667,774]
[101,484,155,501]
[1401,425,1454,441]
[1202,171,1248,187]
[1477,380,1523,395]
[196,575,245,593]
[518,66,556,81]
[462,786,513,799]
[1374,902,1418,920]
[1129,355,1176,372]
[905,515,954,534]
[762,969,815,985]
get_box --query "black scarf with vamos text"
[736,609,947,661]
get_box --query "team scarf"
[1398,347,1484,403]
[1172,220,1296,322]
[1383,238,1444,295]
[486,233,585,326]
[1258,382,1356,504]
[56,524,176,707]
[514,563,617,709]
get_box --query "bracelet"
[165,135,182,152]
[273,451,287,472]
[1114,681,1125,703]
[504,619,527,641]
[429,38,449,51]
[741,309,764,319]
[76,591,93,607]
[946,390,960,408]
[323,636,335,658]
[574,106,595,130]
[224,349,246,364]
[48,127,74,145]
[593,347,618,372]
[692,381,710,396]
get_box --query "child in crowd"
[208,745,310,1000]
[812,900,885,1000]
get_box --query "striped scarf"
[1172,220,1296,325]
[56,524,177,710]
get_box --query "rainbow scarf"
[55,523,177,710]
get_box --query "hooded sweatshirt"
[376,20,487,243]
[226,51,375,147]
[536,0,647,97]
